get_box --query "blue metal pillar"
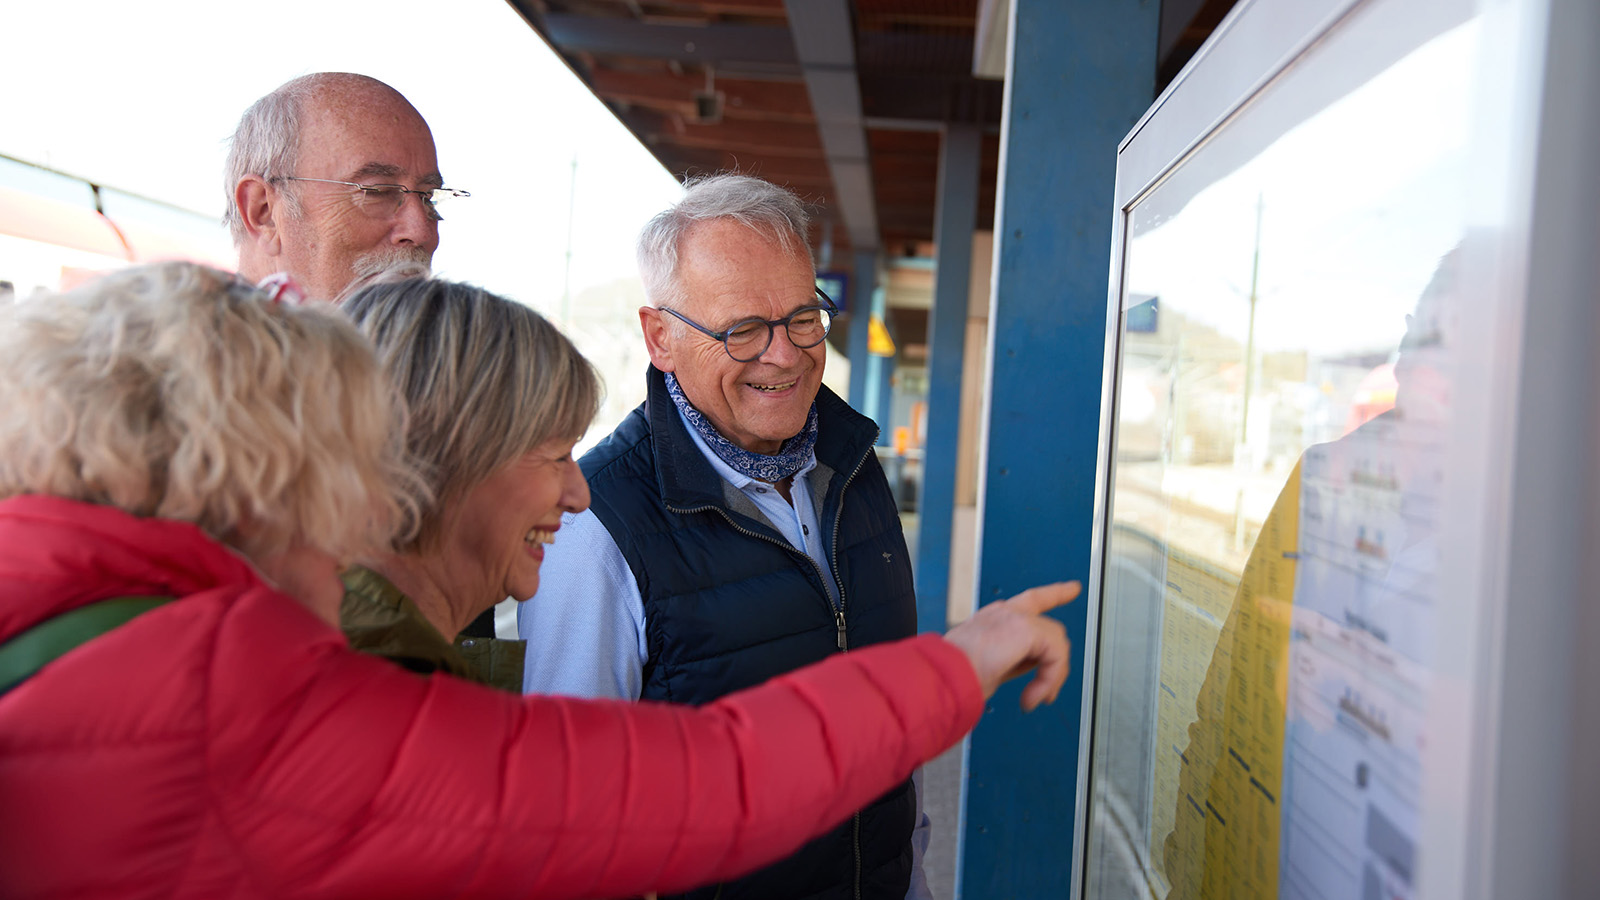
[959,2,1157,897]
[876,342,902,445]
[845,248,877,414]
[872,308,895,447]
[914,123,982,634]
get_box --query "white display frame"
[1070,0,1600,897]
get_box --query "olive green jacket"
[339,566,525,693]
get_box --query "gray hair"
[339,278,602,553]
[636,174,814,310]
[222,73,408,245]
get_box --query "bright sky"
[1126,18,1480,358]
[0,0,683,313]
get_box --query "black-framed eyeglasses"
[275,176,470,222]
[661,288,837,362]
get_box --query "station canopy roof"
[504,0,1233,344]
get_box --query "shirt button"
[755,487,767,494]
[460,640,476,648]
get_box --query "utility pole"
[1235,194,1264,551]
[1239,193,1264,450]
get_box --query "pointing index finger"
[1007,581,1082,615]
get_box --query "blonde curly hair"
[0,262,424,562]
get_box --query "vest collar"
[642,366,879,512]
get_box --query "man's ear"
[235,176,282,257]
[639,305,677,373]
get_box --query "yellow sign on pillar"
[868,315,896,357]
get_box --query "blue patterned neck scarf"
[664,371,819,483]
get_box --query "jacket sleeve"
[207,590,983,900]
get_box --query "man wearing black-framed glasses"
[226,73,467,302]
[657,288,837,363]
[520,174,932,900]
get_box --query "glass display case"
[1074,0,1599,898]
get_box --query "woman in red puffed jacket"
[0,262,1076,900]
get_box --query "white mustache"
[351,248,433,281]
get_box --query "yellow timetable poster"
[1158,464,1301,900]
[1147,547,1234,893]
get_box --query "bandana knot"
[664,371,819,483]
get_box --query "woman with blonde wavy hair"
[0,261,416,620]
[0,261,1076,899]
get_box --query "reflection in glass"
[1084,2,1483,898]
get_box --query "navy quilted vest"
[580,367,919,900]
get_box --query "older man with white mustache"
[226,72,462,302]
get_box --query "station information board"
[1075,0,1599,897]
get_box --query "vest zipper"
[853,811,863,900]
[832,443,873,900]
[827,441,874,653]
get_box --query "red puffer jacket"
[0,495,982,899]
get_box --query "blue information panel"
[816,271,849,315]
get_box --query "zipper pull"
[835,609,848,651]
